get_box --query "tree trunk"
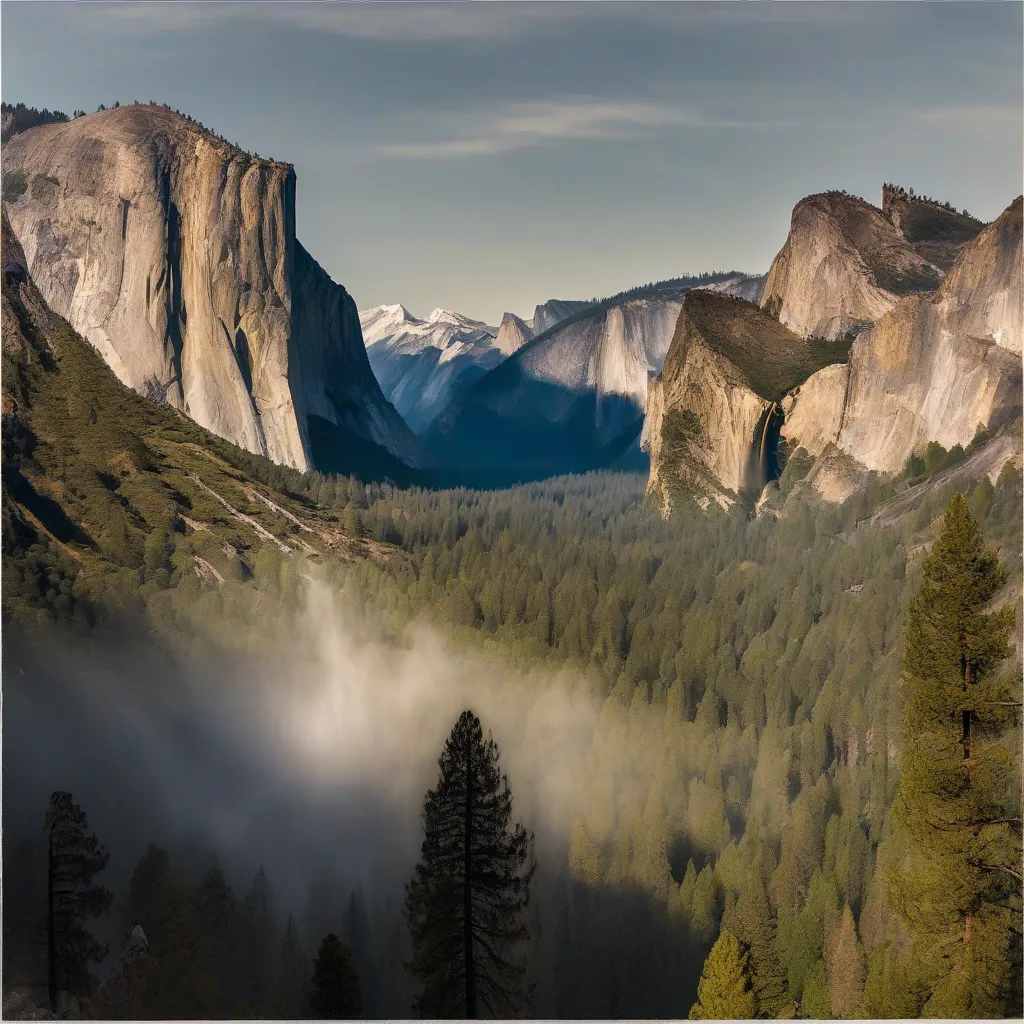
[47,831,57,1012]
[464,747,476,1019]
[963,659,974,783]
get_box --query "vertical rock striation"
[3,104,421,471]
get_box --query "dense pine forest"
[4,428,1021,1016]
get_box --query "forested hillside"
[3,191,1021,1020]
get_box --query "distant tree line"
[1,99,288,166]
[882,182,976,221]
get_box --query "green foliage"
[404,710,537,1018]
[309,933,361,1019]
[727,868,789,1017]
[861,942,923,1018]
[43,792,112,1006]
[1,101,71,141]
[890,492,1021,1015]
[679,291,852,403]
[799,959,832,1019]
[689,930,757,1020]
[869,262,942,296]
[3,169,28,203]
[825,905,865,1018]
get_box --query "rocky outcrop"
[360,304,501,432]
[833,199,1022,473]
[760,191,946,340]
[780,363,849,458]
[494,311,533,356]
[932,196,1022,355]
[694,273,766,303]
[643,291,851,510]
[881,184,986,272]
[2,104,422,471]
[532,297,591,336]
[777,196,1022,485]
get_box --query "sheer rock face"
[3,105,421,470]
[643,292,847,510]
[494,311,533,356]
[531,298,590,336]
[760,191,944,340]
[835,197,1023,473]
[780,363,850,458]
[643,340,765,510]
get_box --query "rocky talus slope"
[759,189,983,340]
[3,104,421,472]
[643,291,851,510]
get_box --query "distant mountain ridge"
[360,304,502,433]
[423,272,763,483]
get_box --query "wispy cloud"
[76,0,589,43]
[911,104,1022,126]
[378,97,753,160]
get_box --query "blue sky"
[3,1,1021,324]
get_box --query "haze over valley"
[1,2,1022,1020]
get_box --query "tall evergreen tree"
[241,866,278,1009]
[727,867,789,1017]
[825,905,865,1019]
[689,929,757,1020]
[271,913,308,1018]
[43,791,112,1010]
[890,492,1020,1016]
[308,932,361,1019]
[404,709,536,1018]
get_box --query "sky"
[2,1,1021,325]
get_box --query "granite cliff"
[647,195,1021,513]
[759,189,983,341]
[643,291,850,511]
[2,104,422,472]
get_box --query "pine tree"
[890,493,1020,1015]
[308,932,361,1019]
[689,929,757,1020]
[404,709,536,1018]
[271,914,308,1017]
[241,866,278,1009]
[43,791,112,1009]
[825,905,865,1018]
[728,867,789,1017]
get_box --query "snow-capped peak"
[359,301,498,357]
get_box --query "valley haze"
[1,1,1022,1022]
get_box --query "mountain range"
[422,273,765,484]
[359,298,594,434]
[2,102,1019,510]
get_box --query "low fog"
[3,579,676,1013]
